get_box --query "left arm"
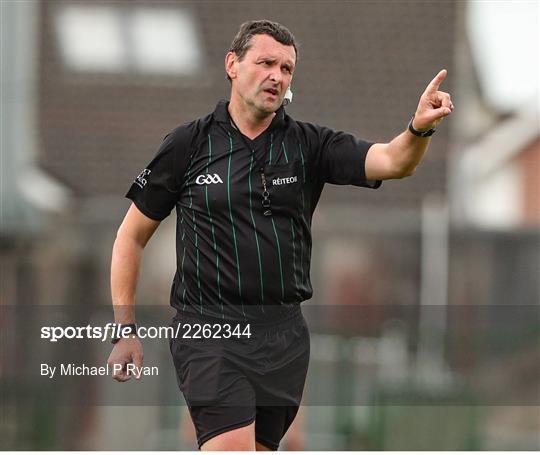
[365,69,454,181]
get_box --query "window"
[56,6,125,72]
[131,8,201,75]
[55,5,203,76]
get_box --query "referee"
[108,20,453,451]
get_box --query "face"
[226,34,296,116]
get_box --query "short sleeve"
[125,124,193,220]
[316,125,382,189]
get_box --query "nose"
[268,68,282,84]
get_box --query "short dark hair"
[227,20,298,81]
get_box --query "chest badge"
[195,173,223,185]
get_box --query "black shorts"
[169,308,310,450]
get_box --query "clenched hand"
[107,336,143,382]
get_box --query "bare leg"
[255,441,274,451]
[200,421,256,451]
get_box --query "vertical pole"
[416,193,450,385]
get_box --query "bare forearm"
[111,234,144,324]
[110,204,160,324]
[386,128,432,177]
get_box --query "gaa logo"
[195,173,223,185]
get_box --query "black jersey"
[126,100,381,321]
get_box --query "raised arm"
[365,69,454,180]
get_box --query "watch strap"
[111,323,138,344]
[408,115,436,137]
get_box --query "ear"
[225,52,238,80]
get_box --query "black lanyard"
[228,117,273,216]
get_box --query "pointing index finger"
[424,69,447,94]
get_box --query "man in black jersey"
[107,20,453,450]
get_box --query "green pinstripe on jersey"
[282,141,289,163]
[290,218,298,289]
[179,207,187,310]
[205,134,223,316]
[181,163,193,311]
[227,132,245,317]
[284,141,297,290]
[268,133,274,164]
[188,165,203,313]
[248,153,265,307]
[299,142,306,183]
[271,217,285,300]
[180,217,186,241]
[298,142,306,284]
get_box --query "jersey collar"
[213,100,286,131]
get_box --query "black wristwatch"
[408,115,436,137]
[111,323,138,344]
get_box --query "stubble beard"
[251,89,281,116]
